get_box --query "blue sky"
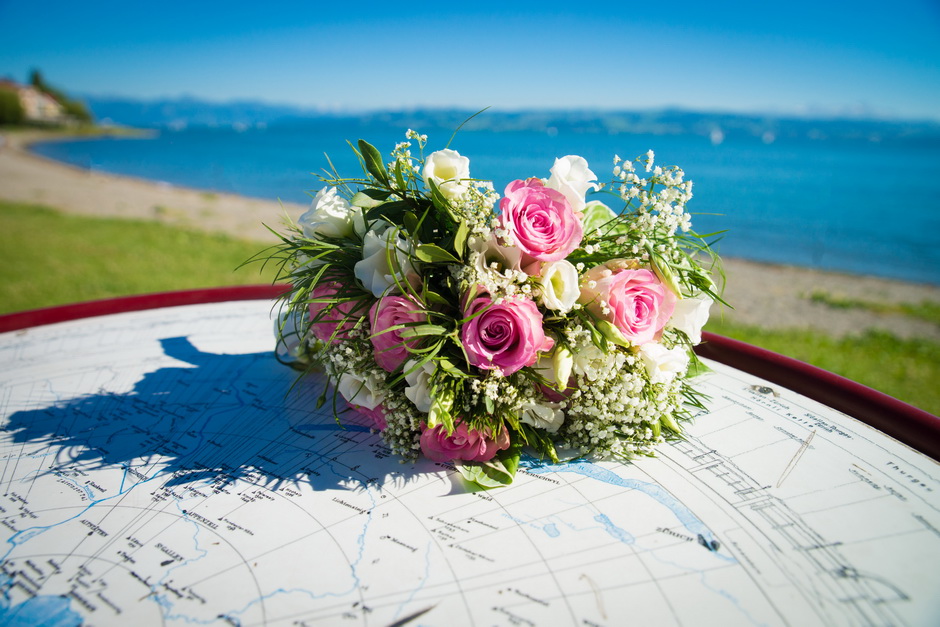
[2,0,939,120]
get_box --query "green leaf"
[350,189,391,209]
[581,200,619,233]
[403,211,419,235]
[426,179,460,224]
[423,289,450,306]
[399,324,448,339]
[415,244,460,264]
[456,445,520,489]
[453,220,469,259]
[520,424,560,463]
[394,159,407,192]
[358,139,389,185]
[365,200,411,223]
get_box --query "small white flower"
[638,343,690,384]
[423,149,471,200]
[537,259,580,313]
[354,221,418,297]
[547,155,598,212]
[337,370,386,410]
[667,293,713,345]
[403,359,436,413]
[298,187,357,239]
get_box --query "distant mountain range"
[83,96,940,143]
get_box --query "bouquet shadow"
[4,336,436,497]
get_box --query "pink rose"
[499,178,583,262]
[346,402,388,431]
[308,281,367,344]
[461,295,554,375]
[420,421,511,463]
[369,295,425,372]
[579,261,677,346]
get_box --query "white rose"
[547,155,598,212]
[639,343,690,385]
[354,221,418,297]
[298,187,356,239]
[403,359,436,413]
[537,259,580,313]
[520,401,565,434]
[336,370,386,410]
[423,149,471,200]
[667,294,713,345]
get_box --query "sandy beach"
[2,129,938,341]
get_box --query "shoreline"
[1,128,938,340]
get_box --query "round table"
[0,287,937,626]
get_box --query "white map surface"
[0,300,938,626]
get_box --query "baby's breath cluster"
[265,129,724,489]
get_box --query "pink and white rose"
[369,295,425,372]
[308,281,366,344]
[547,155,598,213]
[419,420,511,463]
[346,402,388,431]
[579,260,677,346]
[461,295,554,375]
[499,178,583,262]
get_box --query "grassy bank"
[1,200,937,416]
[704,320,939,415]
[0,201,275,312]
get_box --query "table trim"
[2,286,937,460]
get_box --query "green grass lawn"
[2,200,937,416]
[0,201,277,313]
[704,320,940,415]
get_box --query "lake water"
[32,120,940,285]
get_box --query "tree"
[28,68,94,124]
[0,88,25,125]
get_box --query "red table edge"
[2,286,938,460]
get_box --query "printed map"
[0,300,937,626]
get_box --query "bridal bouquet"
[268,130,722,487]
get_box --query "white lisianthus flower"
[520,401,565,434]
[667,294,713,345]
[354,221,419,297]
[471,231,523,274]
[536,259,580,313]
[298,187,356,239]
[403,359,436,413]
[571,342,607,382]
[423,149,471,200]
[547,155,598,213]
[337,370,386,410]
[638,343,690,385]
[534,345,573,393]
